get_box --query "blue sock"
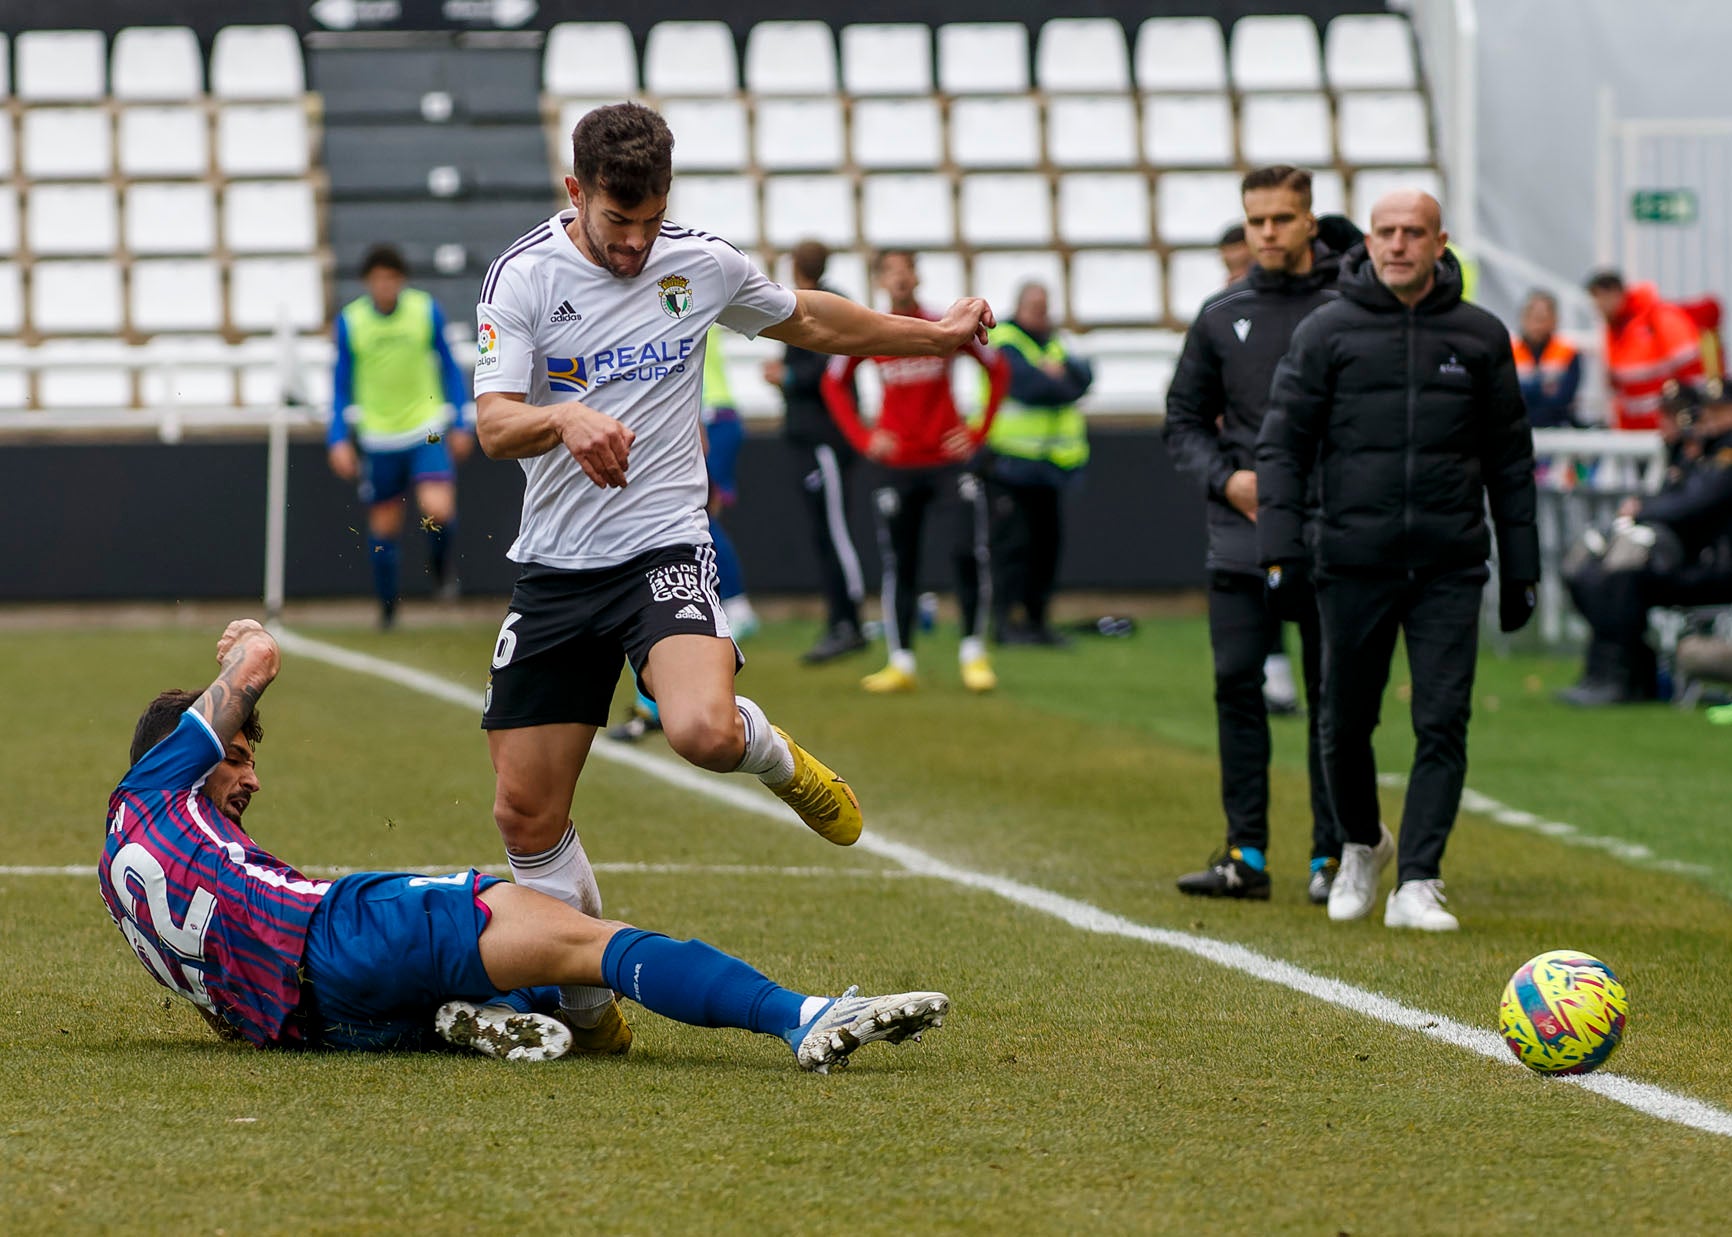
[426,520,454,584]
[494,985,561,1014]
[368,537,400,614]
[601,929,809,1040]
[1233,846,1267,871]
[708,516,745,600]
[1310,856,1334,873]
[634,689,660,724]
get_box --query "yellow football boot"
[960,656,998,694]
[554,997,633,1056]
[861,663,919,694]
[769,725,863,846]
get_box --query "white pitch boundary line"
[1377,772,1712,878]
[1,862,919,880]
[271,626,1732,1140]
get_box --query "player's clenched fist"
[216,619,275,664]
[554,404,636,489]
[936,297,996,350]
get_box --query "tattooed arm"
[193,620,280,749]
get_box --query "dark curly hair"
[130,689,261,766]
[571,103,674,207]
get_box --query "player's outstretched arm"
[763,289,995,358]
[475,391,634,489]
[194,620,279,750]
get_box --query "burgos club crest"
[656,274,693,319]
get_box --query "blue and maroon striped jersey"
[100,711,331,1047]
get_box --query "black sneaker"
[1176,849,1272,900]
[802,622,868,665]
[1307,858,1339,904]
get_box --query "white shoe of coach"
[1327,821,1395,922]
[1384,878,1460,932]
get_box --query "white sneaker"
[1384,878,1460,931]
[792,985,949,1074]
[434,1001,574,1061]
[1327,822,1395,922]
[1263,653,1298,713]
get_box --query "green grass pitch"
[3,614,1731,1232]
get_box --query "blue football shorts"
[358,436,454,505]
[300,869,507,1051]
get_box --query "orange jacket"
[1603,283,1705,430]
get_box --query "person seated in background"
[1512,290,1582,428]
[1559,379,1732,706]
[104,620,949,1070]
[1588,269,1705,431]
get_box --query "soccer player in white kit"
[472,104,995,1052]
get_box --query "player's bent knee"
[660,702,743,771]
[492,789,570,855]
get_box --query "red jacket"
[821,305,1009,469]
[1603,283,1705,430]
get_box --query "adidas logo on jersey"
[674,603,707,621]
[549,299,581,324]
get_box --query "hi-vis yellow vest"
[981,323,1090,469]
[341,288,444,441]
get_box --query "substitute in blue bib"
[327,245,475,628]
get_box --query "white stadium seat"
[38,340,132,406]
[16,31,106,102]
[1351,167,1445,227]
[0,115,12,179]
[0,263,21,336]
[774,249,869,304]
[544,22,638,97]
[1229,16,1323,92]
[949,97,1040,169]
[1057,173,1150,246]
[142,335,240,406]
[644,21,739,96]
[111,27,202,100]
[1090,349,1175,406]
[31,259,124,333]
[1133,18,1227,92]
[861,173,953,248]
[21,107,112,180]
[1167,249,1228,321]
[1157,171,1245,247]
[911,250,965,309]
[762,175,856,247]
[959,173,1052,247]
[1337,92,1431,165]
[130,258,223,332]
[840,24,932,96]
[1070,250,1163,326]
[1239,93,1334,166]
[753,98,844,171]
[0,189,15,254]
[119,106,210,178]
[1325,15,1417,91]
[222,181,318,254]
[210,26,305,100]
[126,183,217,255]
[851,99,942,170]
[1035,18,1131,93]
[557,99,629,142]
[745,21,837,96]
[972,250,1064,325]
[937,23,1029,95]
[668,175,759,247]
[0,35,9,99]
[215,104,309,177]
[229,256,324,331]
[1047,96,1138,169]
[660,99,748,171]
[1143,95,1234,167]
[1311,169,1348,219]
[26,183,119,256]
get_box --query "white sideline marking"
[263,627,1732,1139]
[1376,772,1712,877]
[0,863,915,880]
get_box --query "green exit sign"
[1631,189,1698,224]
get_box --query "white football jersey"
[474,210,796,570]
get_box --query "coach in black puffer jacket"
[1255,192,1538,931]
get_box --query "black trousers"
[792,443,865,631]
[1567,558,1732,645]
[870,464,990,654]
[1207,570,1337,860]
[1316,565,1487,883]
[987,478,1063,631]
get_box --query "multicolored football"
[1498,950,1628,1075]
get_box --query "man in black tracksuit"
[766,241,868,665]
[1257,191,1539,932]
[1164,165,1354,904]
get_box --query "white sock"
[734,695,795,785]
[959,636,986,664]
[890,649,917,675]
[797,995,830,1026]
[505,824,614,1022]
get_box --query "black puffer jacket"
[1255,246,1539,580]
[1163,238,1349,574]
